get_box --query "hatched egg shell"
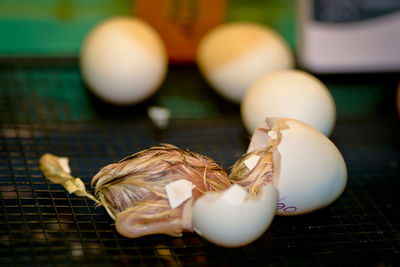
[192,184,278,247]
[248,118,347,215]
[80,16,167,105]
[197,22,294,103]
[241,70,336,136]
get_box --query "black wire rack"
[0,59,399,266]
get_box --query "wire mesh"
[0,60,399,266]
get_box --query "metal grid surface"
[0,61,399,266]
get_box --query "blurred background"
[0,0,295,57]
[1,0,398,115]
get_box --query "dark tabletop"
[0,59,399,266]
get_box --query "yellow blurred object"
[136,0,226,63]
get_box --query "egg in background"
[80,16,168,105]
[197,22,294,103]
[241,70,336,136]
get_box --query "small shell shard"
[165,179,195,209]
[147,106,171,129]
[268,130,278,140]
[248,118,289,154]
[244,155,260,171]
[247,127,269,153]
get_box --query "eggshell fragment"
[147,106,171,129]
[248,118,347,215]
[241,70,336,136]
[80,16,167,105]
[197,22,294,103]
[244,155,260,171]
[165,179,194,209]
[192,184,278,247]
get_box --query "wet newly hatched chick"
[40,144,231,238]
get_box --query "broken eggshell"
[192,184,278,247]
[232,118,347,215]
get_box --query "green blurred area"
[0,1,397,118]
[0,0,133,56]
[0,0,295,56]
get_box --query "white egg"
[80,16,167,105]
[197,22,294,103]
[247,118,347,215]
[241,70,336,136]
[192,184,278,247]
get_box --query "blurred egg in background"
[80,16,167,105]
[196,22,294,103]
[241,70,336,136]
